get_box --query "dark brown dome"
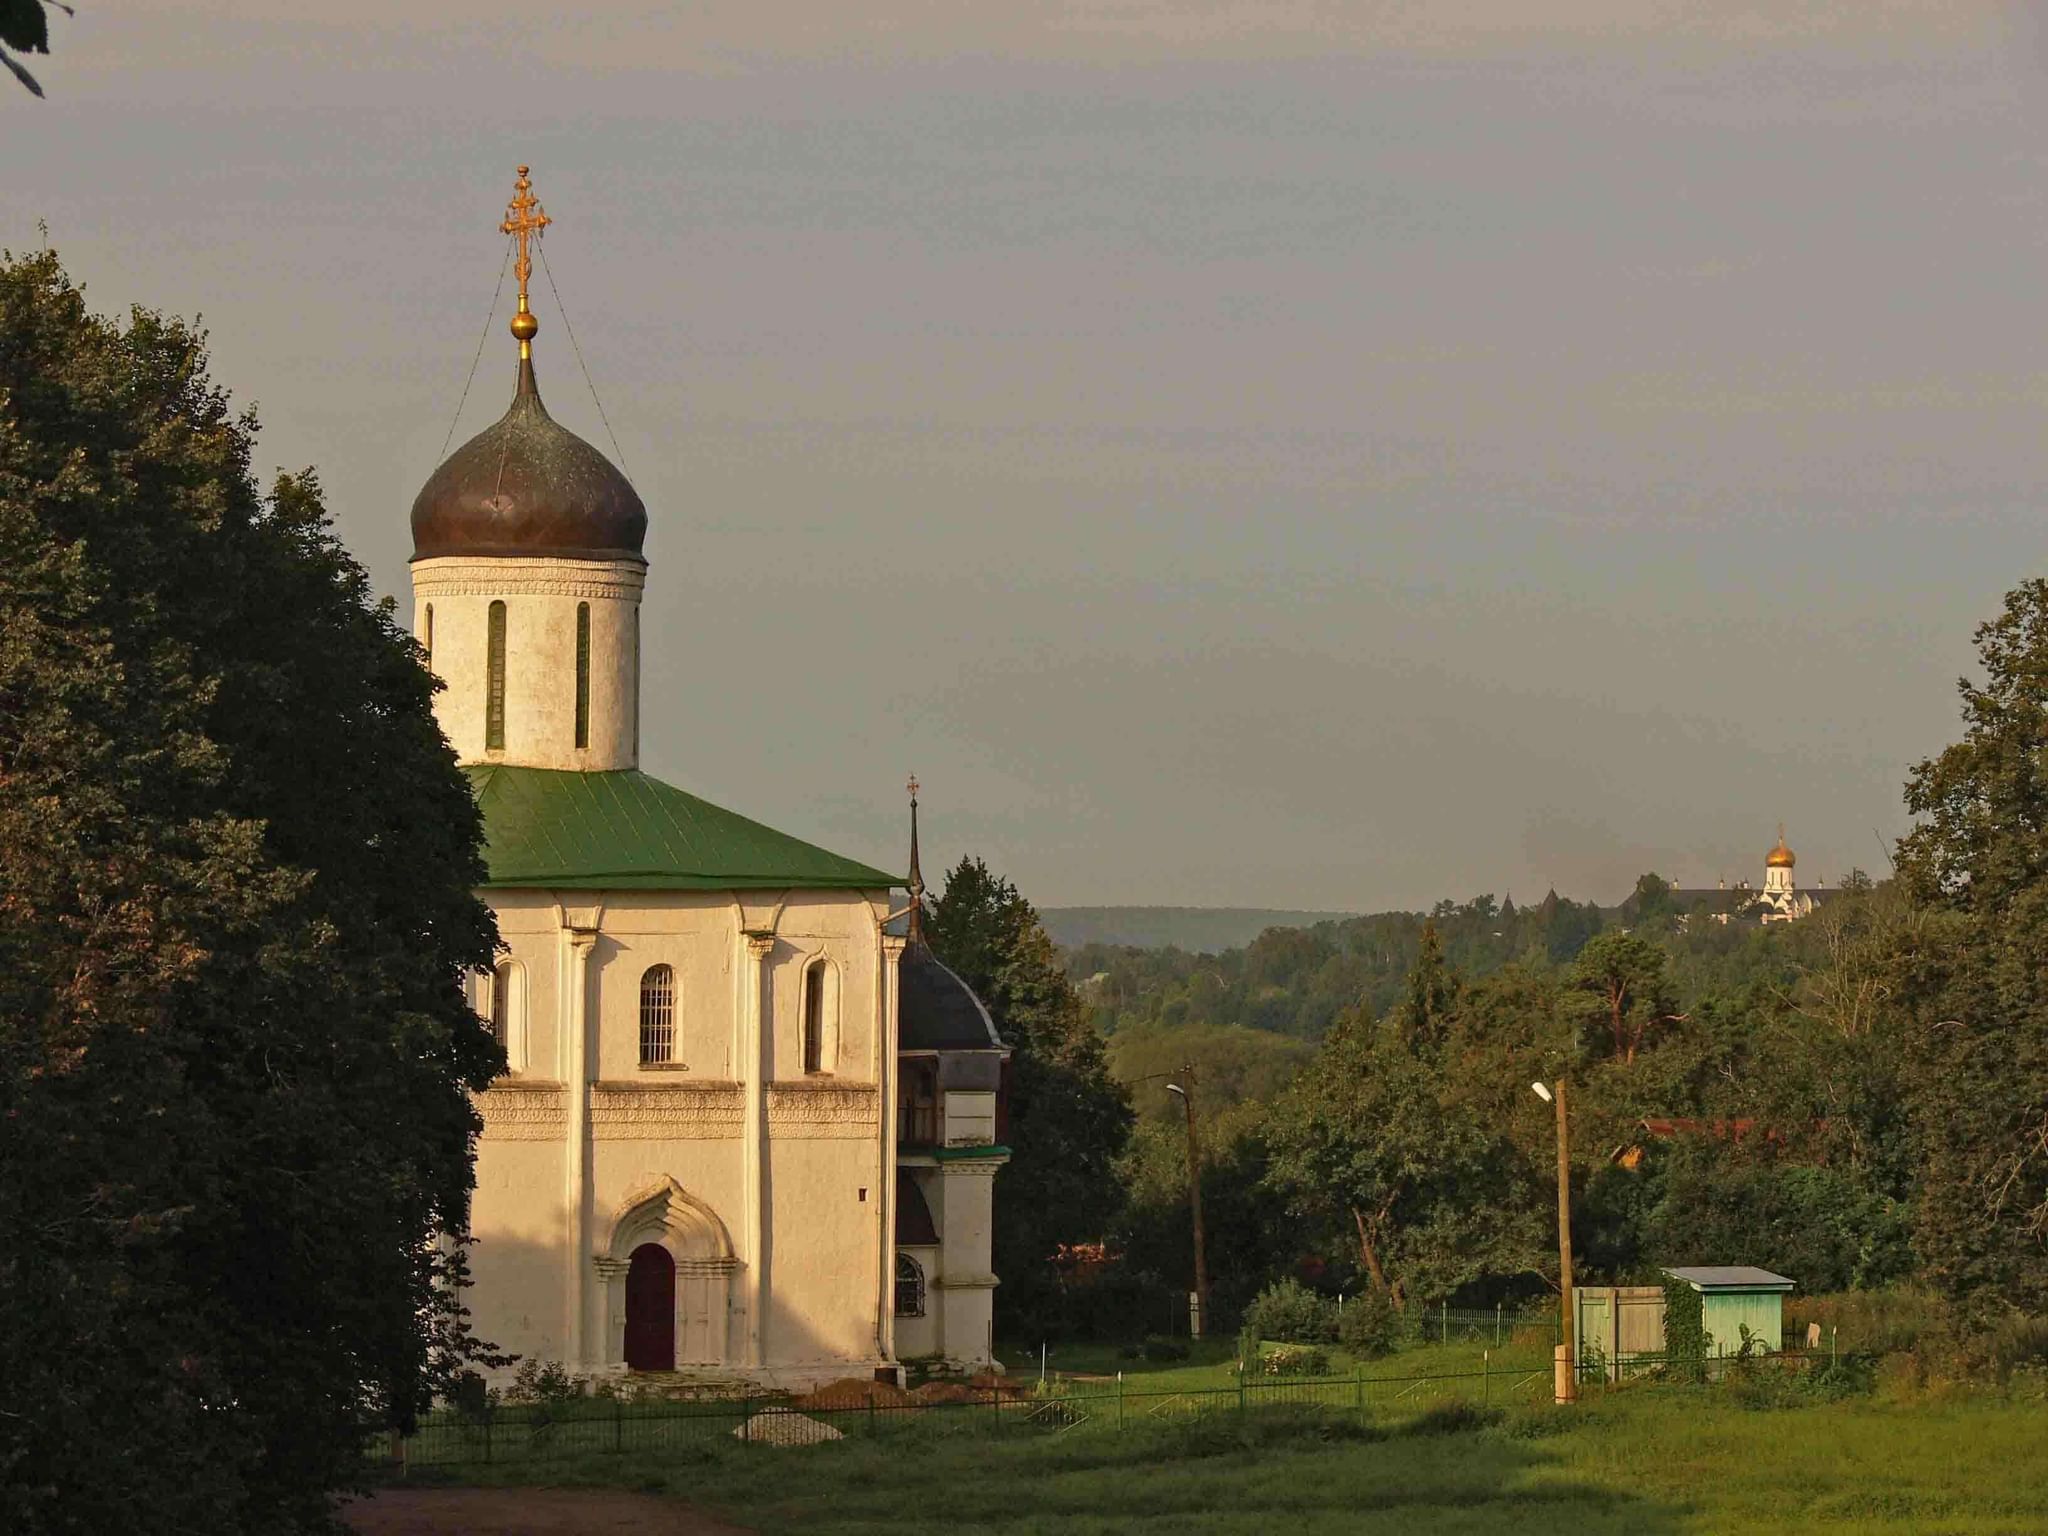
[410,358,646,563]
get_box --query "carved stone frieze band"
[410,556,646,602]
[766,1082,880,1139]
[476,1084,568,1141]
[590,1083,744,1140]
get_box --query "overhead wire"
[438,234,515,465]
[537,240,632,480]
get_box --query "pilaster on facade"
[556,904,602,1367]
[877,931,906,1363]
[741,929,775,1368]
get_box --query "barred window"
[639,964,676,1065]
[485,600,507,751]
[894,1253,926,1318]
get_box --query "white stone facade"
[464,888,910,1385]
[411,555,644,772]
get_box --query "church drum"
[624,1243,676,1372]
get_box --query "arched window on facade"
[894,1253,926,1318]
[485,600,507,751]
[485,959,524,1068]
[423,603,434,670]
[639,964,676,1065]
[899,1058,939,1146]
[574,601,590,750]
[802,960,834,1075]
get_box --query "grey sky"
[9,3,2043,909]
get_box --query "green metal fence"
[384,1360,1558,1470]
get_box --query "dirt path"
[340,1487,754,1535]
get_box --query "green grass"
[391,1383,2048,1533]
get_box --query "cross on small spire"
[500,165,552,359]
[906,774,926,946]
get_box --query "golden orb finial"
[1766,823,1796,869]
[500,164,552,359]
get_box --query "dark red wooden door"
[624,1243,675,1372]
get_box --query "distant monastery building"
[1668,827,1833,927]
[411,171,1007,1387]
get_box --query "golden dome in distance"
[1766,824,1795,869]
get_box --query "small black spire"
[906,774,926,947]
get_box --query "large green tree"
[1894,579,2048,1313]
[926,856,1132,1338]
[1,0,62,96]
[0,251,502,1533]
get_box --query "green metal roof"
[465,765,899,891]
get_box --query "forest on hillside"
[986,835,2027,1345]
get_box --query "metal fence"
[1397,1304,1561,1349]
[385,1360,1557,1470]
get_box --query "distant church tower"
[1758,824,1811,922]
[1763,825,1795,897]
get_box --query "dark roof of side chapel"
[411,357,647,563]
[895,1176,940,1247]
[899,942,1006,1052]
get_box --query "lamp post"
[1532,1078,1575,1404]
[1166,1072,1209,1340]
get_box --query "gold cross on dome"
[907,774,920,803]
[500,165,552,356]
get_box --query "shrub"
[1660,1275,1709,1384]
[1971,1314,2048,1383]
[1497,1403,1573,1440]
[1262,1344,1332,1376]
[1337,1290,1402,1359]
[1236,1323,1262,1374]
[1245,1279,1337,1344]
[1402,1401,1504,1436]
[1140,1334,1189,1362]
[504,1359,586,1405]
[1783,1288,1951,1356]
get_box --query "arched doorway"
[602,1178,737,1370]
[624,1243,675,1371]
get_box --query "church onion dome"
[409,356,646,564]
[899,943,1006,1052]
[1766,829,1796,869]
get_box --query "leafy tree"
[1106,1017,1310,1125]
[1267,946,1545,1306]
[1894,579,2048,1313]
[0,0,63,97]
[1567,930,1681,1064]
[927,857,1132,1337]
[1265,1010,1440,1301]
[1627,871,1676,928]
[1397,917,1457,1049]
[0,250,501,1533]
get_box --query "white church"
[409,170,1008,1386]
[1666,827,1831,927]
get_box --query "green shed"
[1662,1266,1796,1356]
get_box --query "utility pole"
[1554,1078,1576,1403]
[1533,1076,1576,1404]
[1167,1070,1209,1339]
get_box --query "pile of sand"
[791,1376,915,1410]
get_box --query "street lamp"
[1165,1074,1209,1341]
[1532,1078,1576,1404]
